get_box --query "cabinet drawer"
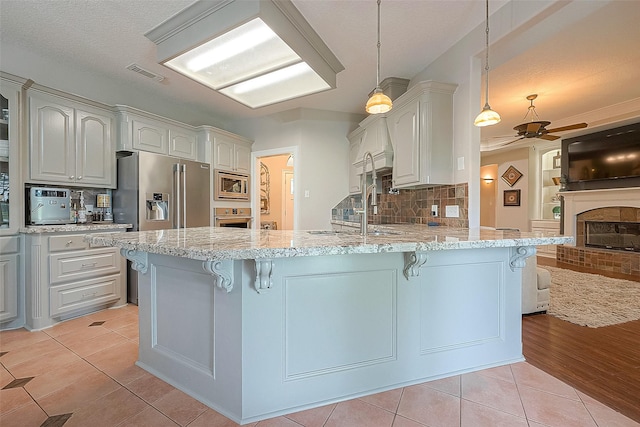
[49,274,121,317]
[50,248,121,284]
[49,234,89,252]
[0,236,20,254]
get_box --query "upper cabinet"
[211,130,253,174]
[115,105,198,161]
[386,81,457,188]
[28,89,115,188]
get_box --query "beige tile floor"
[1,304,638,427]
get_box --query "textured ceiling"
[1,0,639,151]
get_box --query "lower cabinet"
[531,219,561,258]
[25,229,127,330]
[0,236,21,327]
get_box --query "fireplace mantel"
[561,187,640,243]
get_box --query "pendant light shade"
[474,0,500,127]
[366,0,392,114]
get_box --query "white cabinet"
[115,105,198,161]
[25,229,126,330]
[28,90,115,188]
[348,131,363,194]
[386,81,457,188]
[0,236,20,325]
[212,131,253,174]
[531,219,560,258]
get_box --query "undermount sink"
[307,230,342,235]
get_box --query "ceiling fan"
[511,94,588,141]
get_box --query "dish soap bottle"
[77,191,87,224]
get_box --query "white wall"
[230,109,359,230]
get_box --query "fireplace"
[585,221,640,252]
[559,188,640,277]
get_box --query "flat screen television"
[564,123,640,184]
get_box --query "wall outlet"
[445,205,459,218]
[431,205,438,217]
[457,157,465,171]
[304,190,310,198]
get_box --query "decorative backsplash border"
[332,175,469,228]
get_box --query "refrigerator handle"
[174,163,180,229]
[181,163,187,228]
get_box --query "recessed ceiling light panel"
[145,0,344,109]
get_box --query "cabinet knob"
[69,175,75,180]
[77,176,82,180]
[65,240,73,246]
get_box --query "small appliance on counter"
[27,186,72,225]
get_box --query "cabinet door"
[0,254,18,322]
[169,127,197,160]
[76,108,115,187]
[389,102,420,187]
[132,118,168,154]
[29,95,75,183]
[234,143,251,173]
[349,136,363,194]
[213,137,235,171]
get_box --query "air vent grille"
[126,63,165,82]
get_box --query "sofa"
[522,256,552,314]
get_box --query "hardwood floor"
[522,256,640,423]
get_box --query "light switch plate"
[445,205,459,218]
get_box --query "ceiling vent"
[126,63,165,82]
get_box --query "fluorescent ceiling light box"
[145,0,344,108]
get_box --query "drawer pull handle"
[82,291,97,299]
[66,240,73,246]
[81,262,97,268]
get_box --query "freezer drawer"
[49,274,122,316]
[49,248,120,284]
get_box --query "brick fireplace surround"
[559,187,640,278]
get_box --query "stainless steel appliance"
[214,170,249,200]
[28,187,71,225]
[113,151,211,303]
[214,207,252,228]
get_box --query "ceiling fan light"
[474,104,501,127]
[366,89,393,114]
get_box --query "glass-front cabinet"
[0,73,24,329]
[0,74,21,233]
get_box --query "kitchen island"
[87,226,572,425]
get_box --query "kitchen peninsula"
[87,226,572,425]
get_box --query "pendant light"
[474,0,501,127]
[365,0,392,114]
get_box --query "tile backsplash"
[332,174,469,228]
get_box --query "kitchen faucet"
[357,151,377,236]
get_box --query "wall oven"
[214,207,252,228]
[214,170,249,201]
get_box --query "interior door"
[282,170,294,230]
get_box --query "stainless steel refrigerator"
[113,151,211,303]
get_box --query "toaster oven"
[28,187,72,225]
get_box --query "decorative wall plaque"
[503,189,521,206]
[501,165,523,187]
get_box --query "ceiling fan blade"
[481,136,525,151]
[546,123,588,133]
[539,134,561,141]
[526,122,542,134]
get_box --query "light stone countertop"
[85,225,574,261]
[20,223,132,234]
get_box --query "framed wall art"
[503,189,521,207]
[501,165,523,187]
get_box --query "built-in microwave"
[214,170,249,200]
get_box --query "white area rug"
[541,266,640,328]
